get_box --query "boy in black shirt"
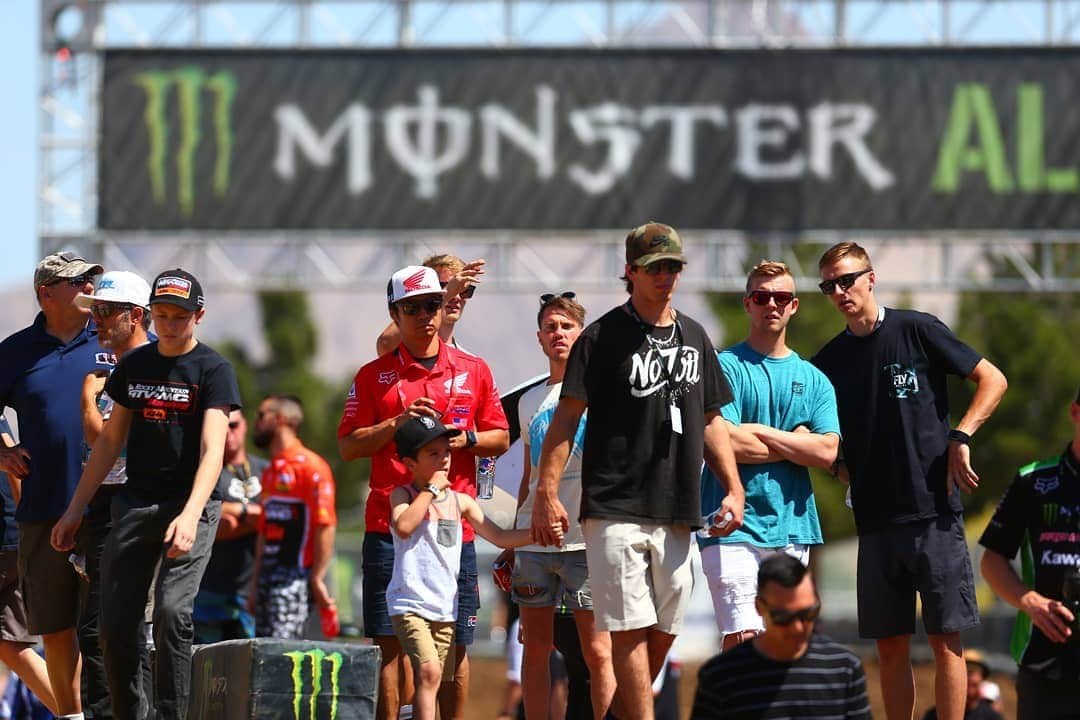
[52,269,241,720]
[812,243,1007,720]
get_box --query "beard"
[253,427,273,449]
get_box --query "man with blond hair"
[699,260,840,652]
[813,242,1008,720]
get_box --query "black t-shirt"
[561,304,732,527]
[979,445,1080,681]
[105,342,241,501]
[811,309,981,533]
[198,455,268,596]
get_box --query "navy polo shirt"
[0,313,114,522]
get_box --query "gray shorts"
[511,550,592,610]
[19,521,81,634]
[857,513,980,638]
[0,549,37,644]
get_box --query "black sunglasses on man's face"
[397,298,443,316]
[818,268,871,295]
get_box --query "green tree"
[220,291,369,530]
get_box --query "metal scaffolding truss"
[39,0,1080,292]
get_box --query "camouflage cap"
[34,251,104,288]
[625,222,687,267]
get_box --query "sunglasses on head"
[760,600,821,626]
[540,291,577,304]
[818,268,872,295]
[440,281,476,299]
[748,290,795,307]
[90,303,133,319]
[396,297,443,316]
[642,260,684,276]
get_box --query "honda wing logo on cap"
[403,270,430,292]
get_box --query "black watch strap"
[948,428,971,445]
[465,430,478,448]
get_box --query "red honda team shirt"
[258,440,337,571]
[337,341,508,541]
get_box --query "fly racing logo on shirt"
[628,346,701,398]
[791,381,805,396]
[128,380,197,413]
[883,363,919,398]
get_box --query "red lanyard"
[395,343,458,416]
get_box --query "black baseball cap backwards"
[394,416,462,459]
[149,269,205,312]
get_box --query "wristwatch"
[465,430,478,448]
[425,484,442,497]
[948,428,971,445]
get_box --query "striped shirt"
[691,634,872,720]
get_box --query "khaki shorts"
[582,519,693,634]
[391,613,456,682]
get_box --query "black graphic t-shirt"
[561,304,732,527]
[199,455,268,596]
[979,446,1080,681]
[812,309,980,533]
[106,342,242,501]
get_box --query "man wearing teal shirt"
[699,261,841,651]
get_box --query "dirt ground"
[467,655,1018,719]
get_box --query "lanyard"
[395,343,458,417]
[226,459,252,481]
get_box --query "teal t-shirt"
[699,342,840,549]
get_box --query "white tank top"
[386,486,462,622]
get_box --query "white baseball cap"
[75,270,152,309]
[387,265,444,304]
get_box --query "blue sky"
[1,2,39,292]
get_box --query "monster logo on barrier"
[284,648,344,720]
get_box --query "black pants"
[1017,666,1080,720]
[100,494,220,720]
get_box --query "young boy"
[51,268,241,720]
[388,417,530,720]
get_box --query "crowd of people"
[0,225,1076,720]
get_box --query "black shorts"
[18,521,81,634]
[362,532,480,646]
[856,513,979,638]
[0,549,37,644]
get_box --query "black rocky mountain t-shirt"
[811,308,980,533]
[106,341,241,501]
[561,303,732,527]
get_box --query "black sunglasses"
[440,281,476,299]
[51,272,96,288]
[397,297,443,316]
[90,303,134,319]
[759,600,821,626]
[540,291,576,304]
[748,290,795,307]
[819,268,872,295]
[642,260,684,276]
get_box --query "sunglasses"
[540,291,577,304]
[396,298,443,316]
[748,290,795,307]
[642,260,684,276]
[51,272,96,288]
[440,281,476,299]
[90,303,133,319]
[760,600,822,626]
[818,268,872,295]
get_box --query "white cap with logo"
[387,265,444,304]
[75,270,152,309]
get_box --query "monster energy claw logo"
[285,648,344,720]
[134,67,237,216]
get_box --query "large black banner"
[99,48,1080,231]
